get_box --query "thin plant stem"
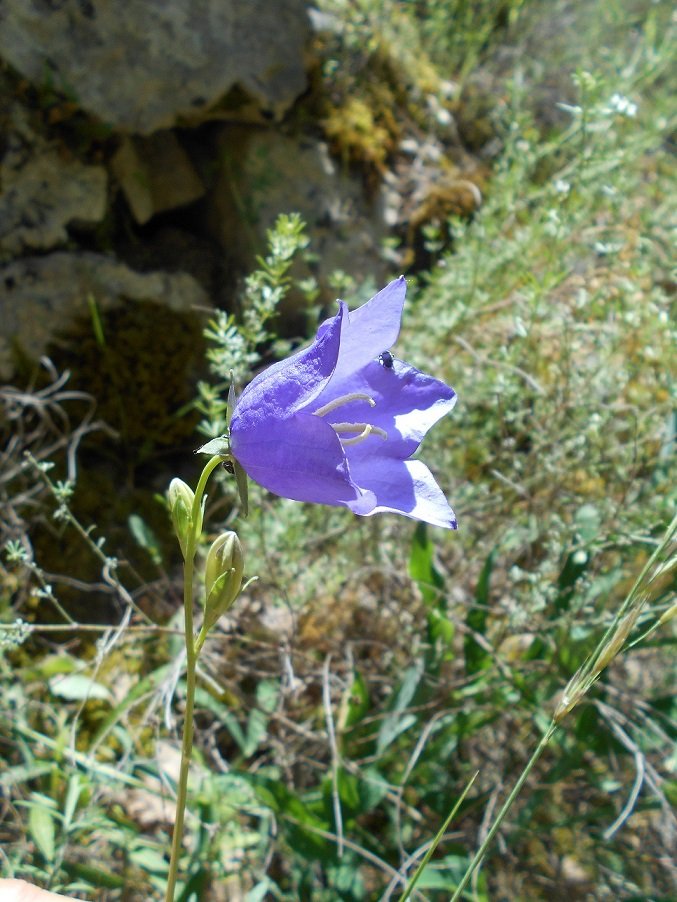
[449,514,677,899]
[163,542,197,902]
[164,454,222,902]
[0,622,185,635]
[449,722,557,902]
[25,451,153,624]
[397,770,478,902]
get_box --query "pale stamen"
[332,422,387,446]
[314,392,375,418]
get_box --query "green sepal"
[196,435,230,457]
[233,458,249,518]
[227,380,236,430]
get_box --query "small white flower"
[513,316,528,338]
[607,93,638,118]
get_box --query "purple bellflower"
[228,277,457,528]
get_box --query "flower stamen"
[331,422,387,445]
[314,393,375,418]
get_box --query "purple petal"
[228,275,457,528]
[348,458,457,528]
[232,304,345,434]
[231,410,371,507]
[310,359,456,460]
[331,277,407,382]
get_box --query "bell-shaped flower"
[229,277,457,528]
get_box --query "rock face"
[111,133,204,224]
[0,253,209,380]
[0,102,107,255]
[208,128,390,295]
[0,0,310,133]
[0,150,107,255]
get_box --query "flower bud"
[168,478,198,558]
[203,531,244,632]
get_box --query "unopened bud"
[203,531,244,632]
[168,478,199,558]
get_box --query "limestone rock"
[0,103,107,255]
[0,0,310,133]
[111,132,204,224]
[0,252,209,380]
[208,128,390,297]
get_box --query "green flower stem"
[450,722,557,901]
[164,455,223,902]
[194,623,208,657]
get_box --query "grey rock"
[207,127,390,298]
[0,0,310,133]
[0,104,108,254]
[0,252,209,380]
[111,132,204,224]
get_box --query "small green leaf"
[377,661,423,754]
[409,522,445,606]
[49,673,111,702]
[63,774,82,830]
[336,768,361,810]
[341,669,370,730]
[196,436,230,456]
[128,514,162,566]
[30,803,56,862]
[410,523,454,653]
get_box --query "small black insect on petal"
[378,350,394,369]
[222,460,235,474]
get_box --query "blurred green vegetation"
[1,1,675,900]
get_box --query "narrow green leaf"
[128,514,163,566]
[62,859,125,890]
[63,774,82,830]
[342,669,370,730]
[464,550,495,675]
[409,522,445,606]
[0,764,53,788]
[377,661,423,754]
[409,522,454,651]
[86,293,106,347]
[398,771,479,902]
[29,804,56,862]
